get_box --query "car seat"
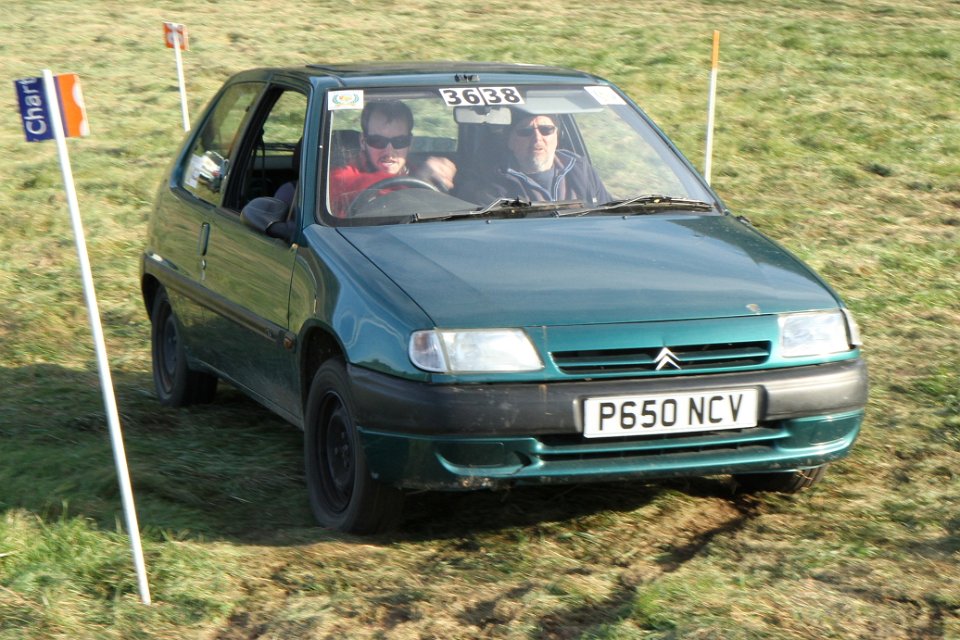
[274,137,303,206]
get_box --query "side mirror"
[240,197,293,241]
[196,150,227,192]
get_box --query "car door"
[167,80,266,364]
[197,83,309,421]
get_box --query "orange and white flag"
[14,73,89,142]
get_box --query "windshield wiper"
[410,198,583,222]
[479,196,532,213]
[556,194,716,217]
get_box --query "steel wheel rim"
[318,393,354,513]
[156,304,178,392]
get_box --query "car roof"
[245,61,604,88]
[308,61,594,78]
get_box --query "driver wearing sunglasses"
[329,100,456,217]
[454,111,610,207]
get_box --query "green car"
[141,62,868,533]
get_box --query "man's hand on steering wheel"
[347,176,439,216]
[413,157,457,192]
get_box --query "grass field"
[1,1,958,638]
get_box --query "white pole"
[172,30,190,132]
[704,30,720,185]
[41,69,152,606]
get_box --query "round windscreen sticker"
[328,90,364,110]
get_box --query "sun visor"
[519,89,605,116]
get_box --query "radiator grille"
[551,341,770,375]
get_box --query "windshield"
[322,84,715,224]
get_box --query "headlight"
[779,310,854,358]
[409,329,544,373]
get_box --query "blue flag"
[14,76,55,142]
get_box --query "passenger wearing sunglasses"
[454,112,610,207]
[329,100,456,216]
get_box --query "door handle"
[197,222,211,256]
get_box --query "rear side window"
[180,82,264,204]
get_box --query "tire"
[150,287,218,406]
[304,358,403,534]
[734,464,829,494]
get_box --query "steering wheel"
[347,176,440,217]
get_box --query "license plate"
[583,388,759,438]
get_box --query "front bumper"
[349,358,867,489]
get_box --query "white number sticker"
[439,86,524,106]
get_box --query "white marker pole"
[172,30,190,131]
[704,30,720,185]
[41,69,152,606]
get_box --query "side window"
[576,108,686,199]
[180,82,264,204]
[226,88,308,211]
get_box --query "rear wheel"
[304,359,403,534]
[150,287,217,406]
[734,464,829,494]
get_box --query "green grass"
[2,1,959,638]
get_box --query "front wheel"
[304,359,403,534]
[734,464,829,494]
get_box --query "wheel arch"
[299,324,346,422]
[141,273,162,319]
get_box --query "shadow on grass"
[0,363,739,547]
[0,363,312,541]
[395,476,734,542]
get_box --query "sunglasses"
[363,133,412,149]
[513,124,557,137]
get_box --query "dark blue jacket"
[454,150,612,206]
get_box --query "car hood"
[338,215,839,327]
